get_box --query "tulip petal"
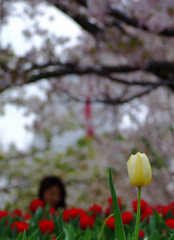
[127,152,152,187]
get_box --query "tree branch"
[106,75,174,87]
[68,86,157,105]
[26,60,174,87]
[47,0,101,35]
[48,1,174,37]
[110,8,174,37]
[2,60,174,93]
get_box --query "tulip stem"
[135,187,141,240]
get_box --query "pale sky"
[1,2,81,55]
[0,1,82,151]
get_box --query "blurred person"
[38,176,66,209]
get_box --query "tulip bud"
[127,152,152,187]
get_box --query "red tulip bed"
[0,197,174,240]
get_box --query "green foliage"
[109,168,126,240]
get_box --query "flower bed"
[1,152,174,240]
[0,197,174,240]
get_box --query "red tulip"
[121,211,134,225]
[168,202,174,215]
[139,230,145,239]
[12,209,23,218]
[105,216,115,230]
[88,204,102,217]
[155,205,171,217]
[80,214,94,229]
[29,199,44,213]
[24,213,32,221]
[141,206,153,222]
[11,221,29,233]
[132,199,148,214]
[165,218,174,229]
[39,219,54,234]
[49,208,56,215]
[63,208,86,222]
[0,211,9,220]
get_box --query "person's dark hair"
[38,176,66,209]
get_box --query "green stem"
[135,187,141,240]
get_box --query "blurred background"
[1,0,174,210]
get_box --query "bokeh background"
[1,0,174,210]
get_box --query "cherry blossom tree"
[0,0,174,209]
[1,0,174,104]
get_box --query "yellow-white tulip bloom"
[127,152,152,187]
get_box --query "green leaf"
[53,211,65,240]
[84,228,90,240]
[77,138,90,147]
[15,232,23,240]
[33,207,44,223]
[74,231,84,240]
[64,224,75,240]
[168,233,174,240]
[22,231,26,240]
[55,232,64,240]
[0,216,9,237]
[148,230,158,240]
[109,168,126,240]
[27,229,39,240]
